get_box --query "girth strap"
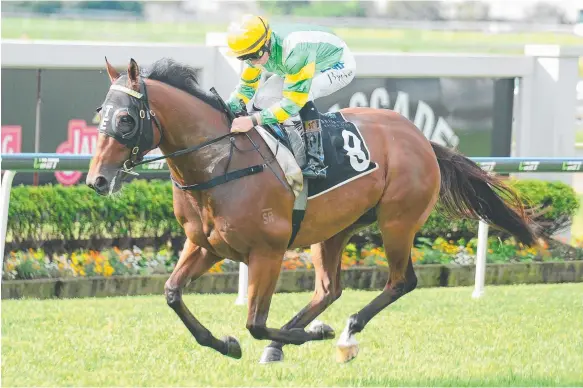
[171,164,265,191]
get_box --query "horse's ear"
[127,58,140,89]
[104,56,120,83]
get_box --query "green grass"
[3,17,583,53]
[2,284,583,386]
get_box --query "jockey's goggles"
[237,48,266,61]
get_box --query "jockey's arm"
[258,51,316,125]
[226,63,263,114]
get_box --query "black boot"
[302,119,327,180]
[299,101,327,180]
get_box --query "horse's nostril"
[94,176,108,191]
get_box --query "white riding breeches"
[250,45,356,115]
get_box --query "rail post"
[1,171,17,265]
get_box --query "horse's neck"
[149,81,233,185]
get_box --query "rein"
[114,84,282,191]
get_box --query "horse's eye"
[119,115,134,125]
[116,113,135,130]
[112,108,138,138]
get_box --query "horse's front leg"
[259,229,354,363]
[245,248,334,347]
[165,239,242,359]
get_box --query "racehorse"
[86,57,537,364]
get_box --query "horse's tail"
[431,142,536,246]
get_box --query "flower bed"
[3,236,582,281]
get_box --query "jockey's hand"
[230,116,255,133]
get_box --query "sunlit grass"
[2,284,582,386]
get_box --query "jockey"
[225,14,356,180]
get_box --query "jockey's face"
[249,51,269,66]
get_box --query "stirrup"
[302,165,327,179]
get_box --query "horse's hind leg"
[259,228,354,363]
[164,239,242,359]
[336,212,426,362]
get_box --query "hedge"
[354,179,580,246]
[5,178,580,254]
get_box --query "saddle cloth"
[255,111,378,199]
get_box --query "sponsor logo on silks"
[33,157,59,170]
[320,62,345,73]
[562,161,583,171]
[519,161,540,171]
[478,161,496,172]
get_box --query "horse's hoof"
[336,324,359,363]
[222,336,242,359]
[336,343,359,363]
[307,320,335,340]
[259,346,284,364]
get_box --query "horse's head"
[87,57,162,196]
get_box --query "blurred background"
[4,0,583,51]
[3,0,583,256]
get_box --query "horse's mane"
[141,57,226,112]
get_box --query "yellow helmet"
[226,14,272,57]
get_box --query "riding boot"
[282,117,307,168]
[302,122,327,179]
[299,101,327,180]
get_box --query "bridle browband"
[101,81,286,192]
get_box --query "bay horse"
[86,57,536,363]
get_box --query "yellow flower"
[208,262,223,273]
[103,265,114,277]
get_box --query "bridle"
[96,80,164,176]
[98,80,287,191]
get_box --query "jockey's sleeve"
[226,64,262,113]
[260,50,316,125]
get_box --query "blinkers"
[96,76,162,171]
